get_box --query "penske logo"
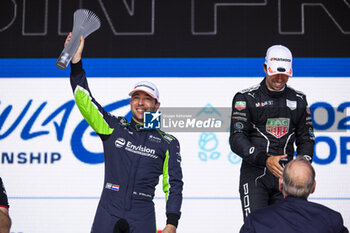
[270,57,291,62]
[266,118,290,138]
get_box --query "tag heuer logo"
[235,101,246,111]
[266,118,290,138]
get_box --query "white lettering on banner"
[1,152,61,164]
[2,1,350,36]
[0,0,155,35]
[191,0,350,35]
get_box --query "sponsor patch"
[234,122,244,130]
[235,101,246,111]
[176,152,182,163]
[115,138,126,148]
[308,127,314,137]
[233,111,246,117]
[255,101,273,108]
[123,128,133,134]
[306,106,311,115]
[125,141,158,159]
[148,135,162,143]
[164,135,173,142]
[232,116,247,122]
[112,185,120,191]
[270,57,291,62]
[266,118,290,138]
[133,191,152,198]
[119,117,127,126]
[105,183,120,191]
[286,99,297,110]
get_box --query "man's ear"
[311,180,316,194]
[263,64,268,76]
[279,177,283,192]
[155,102,160,110]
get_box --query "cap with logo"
[129,81,160,102]
[265,45,293,77]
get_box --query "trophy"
[56,9,101,70]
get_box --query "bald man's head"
[281,156,316,199]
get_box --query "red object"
[157,231,162,233]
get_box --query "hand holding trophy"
[56,9,101,70]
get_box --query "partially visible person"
[0,178,11,233]
[240,157,349,233]
[229,45,315,219]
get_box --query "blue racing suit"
[70,61,183,233]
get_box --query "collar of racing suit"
[261,77,287,98]
[130,117,143,131]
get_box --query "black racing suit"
[0,177,9,210]
[229,78,315,219]
[70,61,183,233]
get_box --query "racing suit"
[0,178,9,210]
[70,61,183,233]
[229,78,315,219]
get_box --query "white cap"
[129,81,160,101]
[265,45,293,77]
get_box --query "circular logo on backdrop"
[228,152,242,164]
[198,133,218,152]
[115,138,126,148]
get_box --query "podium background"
[1,1,350,232]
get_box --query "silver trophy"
[56,9,101,70]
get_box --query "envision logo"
[115,138,126,148]
[125,141,157,159]
[126,141,155,154]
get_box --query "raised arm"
[65,34,117,138]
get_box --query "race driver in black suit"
[229,45,315,219]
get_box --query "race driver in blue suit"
[65,33,183,233]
